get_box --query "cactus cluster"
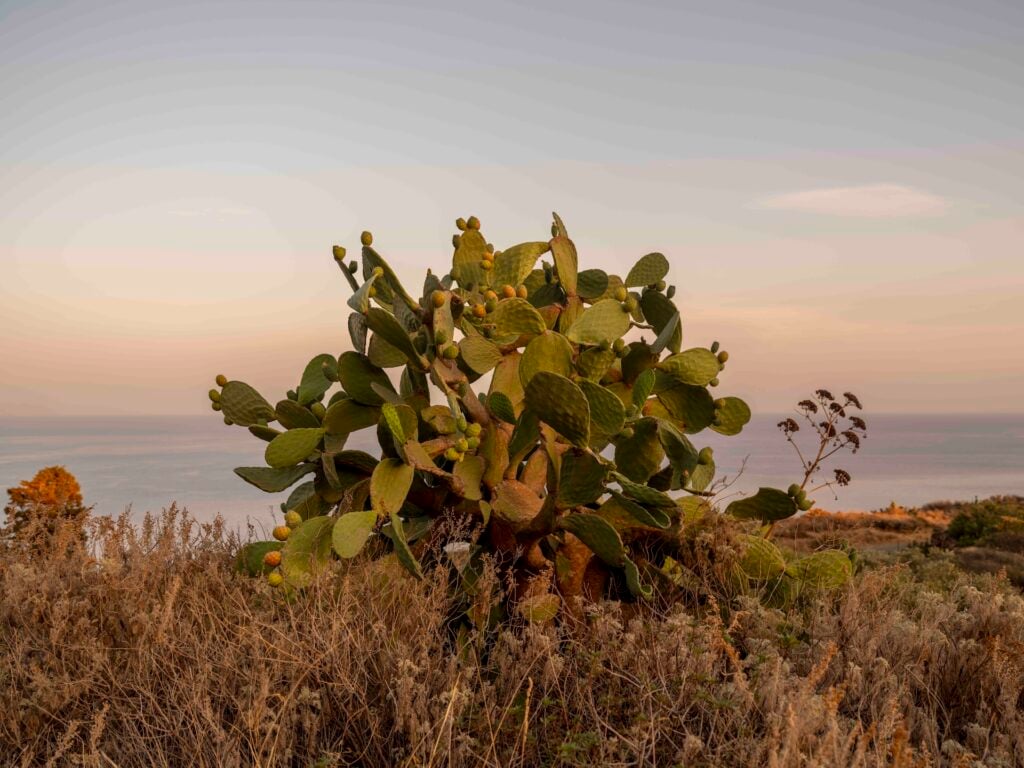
[213,213,849,619]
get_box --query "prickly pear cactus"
[214,213,810,618]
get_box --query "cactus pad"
[234,464,314,493]
[331,509,378,559]
[520,331,573,387]
[625,252,669,288]
[565,299,631,346]
[738,534,786,581]
[489,297,546,339]
[219,381,276,427]
[337,351,396,406]
[370,458,415,516]
[265,427,325,468]
[659,348,721,387]
[524,372,591,447]
[281,515,334,587]
[726,487,799,523]
[710,396,751,436]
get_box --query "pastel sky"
[2,0,1022,416]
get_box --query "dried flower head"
[777,418,800,435]
[849,416,866,431]
[834,469,851,486]
[815,389,835,401]
[798,399,818,413]
[843,392,862,409]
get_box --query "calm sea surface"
[1,414,1021,530]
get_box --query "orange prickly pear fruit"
[264,550,282,568]
[273,525,291,542]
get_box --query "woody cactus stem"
[212,212,811,622]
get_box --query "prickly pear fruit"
[485,298,498,313]
[311,403,326,420]
[798,497,814,511]
[613,338,626,354]
[787,484,801,497]
[443,344,460,360]
[444,447,462,462]
[273,525,291,541]
[467,215,480,230]
[717,350,729,363]
[209,389,221,402]
[484,289,498,302]
[666,285,676,299]
[613,286,628,302]
[710,341,720,353]
[268,571,284,587]
[655,279,667,291]
[501,285,516,298]
[284,511,302,527]
[698,447,713,465]
[709,377,719,387]
[481,258,494,271]
[456,217,467,231]
[466,423,482,437]
[211,401,222,412]
[516,285,528,299]
[623,296,638,313]
[216,374,228,387]
[264,550,282,568]
[360,231,373,246]
[466,436,480,450]
[472,304,487,318]
[452,234,461,247]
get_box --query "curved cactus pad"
[337,351,395,406]
[659,348,721,387]
[220,381,275,426]
[565,299,631,346]
[524,372,590,447]
[370,458,414,516]
[738,535,786,581]
[558,513,625,567]
[711,396,751,436]
[332,510,377,559]
[726,487,798,523]
[281,515,334,587]
[787,549,853,590]
[625,252,669,288]
[234,464,314,493]
[265,427,325,468]
[520,332,573,387]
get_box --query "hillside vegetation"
[2,505,1022,767]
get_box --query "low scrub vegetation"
[2,507,1023,767]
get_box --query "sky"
[1,0,1022,416]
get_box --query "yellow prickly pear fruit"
[516,285,528,299]
[622,296,638,314]
[367,285,377,298]
[431,290,446,308]
[443,344,460,360]
[472,304,487,318]
[452,233,461,248]
[372,266,384,279]
[655,279,667,291]
[483,289,498,302]
[613,285,628,302]
[348,260,359,274]
[501,285,516,299]
[717,350,729,363]
[264,550,282,568]
[466,436,480,450]
[613,338,626,355]
[215,374,228,387]
[455,415,468,432]
[211,401,222,412]
[332,245,346,261]
[360,231,373,246]
[444,447,461,462]
[455,438,470,452]
[797,497,814,511]
[709,377,719,387]
[787,484,802,497]
[272,525,291,542]
[466,422,482,437]
[598,339,611,352]
[456,217,467,231]
[698,447,713,465]
[284,511,302,528]
[267,571,284,587]
[618,426,635,439]
[208,389,221,402]
[466,215,480,230]
[481,258,494,271]
[311,402,326,419]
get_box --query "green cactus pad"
[347,312,368,354]
[623,557,651,598]
[507,410,541,464]
[362,245,418,312]
[565,299,631,346]
[487,391,516,423]
[248,424,283,442]
[687,454,716,492]
[625,252,669,288]
[331,509,378,559]
[453,454,485,501]
[710,396,751,436]
[459,334,503,374]
[596,495,662,534]
[347,272,380,314]
[368,332,409,369]
[576,268,610,300]
[323,398,381,435]
[381,402,417,446]
[370,458,415,517]
[786,549,853,590]
[275,399,321,430]
[614,418,664,482]
[632,368,656,408]
[492,479,544,531]
[524,371,590,447]
[550,234,578,295]
[659,348,721,387]
[557,450,607,508]
[365,307,426,369]
[517,593,560,623]
[489,353,525,411]
[265,427,325,468]
[738,534,787,581]
[451,227,489,289]
[520,331,573,388]
[235,541,283,576]
[612,472,675,509]
[558,513,625,567]
[492,241,549,289]
[657,383,716,433]
[639,290,682,355]
[297,353,337,405]
[489,297,546,338]
[656,420,699,483]
[281,515,334,588]
[234,464,314,493]
[284,481,327,520]
[337,351,396,406]
[578,379,626,441]
[219,381,276,427]
[576,347,616,381]
[726,487,799,523]
[383,514,423,580]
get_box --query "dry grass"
[773,505,952,554]
[3,506,1023,767]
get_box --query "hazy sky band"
[1,0,1022,414]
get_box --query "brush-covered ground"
[2,500,1023,768]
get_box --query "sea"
[1,414,1021,532]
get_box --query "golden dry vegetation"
[3,506,1023,767]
